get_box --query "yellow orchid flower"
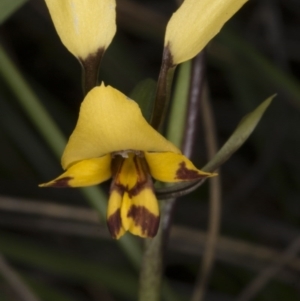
[40,84,215,239]
[165,0,248,65]
[44,0,116,60]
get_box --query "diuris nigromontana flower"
[44,0,116,60]
[40,84,216,239]
[165,0,248,65]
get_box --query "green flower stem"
[166,61,192,147]
[150,47,176,130]
[138,221,163,301]
[138,201,184,301]
[138,62,192,301]
[0,44,142,270]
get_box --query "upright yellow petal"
[165,0,248,65]
[44,0,116,59]
[39,155,111,187]
[62,84,180,169]
[145,152,216,182]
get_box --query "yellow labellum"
[44,0,116,59]
[165,0,248,64]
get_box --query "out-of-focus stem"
[161,52,206,247]
[182,53,206,157]
[191,85,221,301]
[0,254,41,301]
[236,237,300,301]
[138,217,164,301]
[150,46,176,130]
[138,200,183,301]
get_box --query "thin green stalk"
[0,44,142,269]
[138,62,191,301]
[138,218,164,301]
[138,200,185,301]
[166,61,192,147]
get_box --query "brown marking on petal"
[112,183,126,196]
[175,162,203,180]
[50,177,73,187]
[107,209,122,239]
[127,205,160,237]
[128,157,152,197]
[110,157,126,195]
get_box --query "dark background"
[0,0,300,300]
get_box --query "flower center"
[112,149,143,159]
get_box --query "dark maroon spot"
[127,205,160,237]
[51,177,73,187]
[175,162,203,180]
[79,48,105,95]
[111,182,126,195]
[129,157,152,197]
[129,180,152,198]
[107,209,122,239]
[110,156,153,198]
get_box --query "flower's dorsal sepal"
[39,155,111,188]
[164,0,248,65]
[44,0,116,60]
[107,154,160,239]
[145,152,216,182]
[62,83,180,169]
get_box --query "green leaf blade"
[203,94,276,172]
[156,95,275,198]
[0,0,28,24]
